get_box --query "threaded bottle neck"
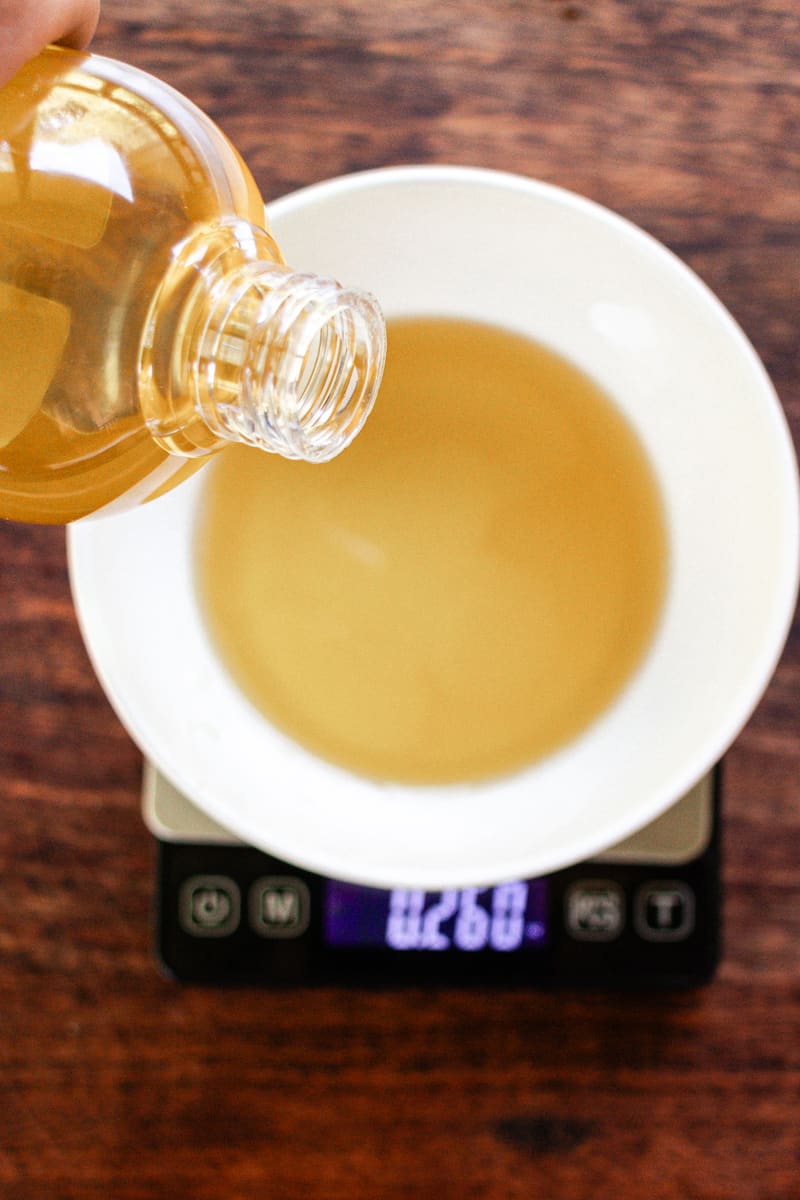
[140,219,386,463]
[194,261,386,462]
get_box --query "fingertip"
[53,0,101,51]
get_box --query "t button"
[634,881,695,941]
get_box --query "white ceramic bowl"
[68,166,799,888]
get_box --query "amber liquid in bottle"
[0,49,384,522]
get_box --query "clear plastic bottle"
[0,47,386,523]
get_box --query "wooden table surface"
[2,2,799,1197]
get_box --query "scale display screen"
[324,881,548,952]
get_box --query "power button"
[179,875,241,937]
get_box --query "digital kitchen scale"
[145,764,721,988]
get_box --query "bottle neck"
[140,220,386,463]
[195,260,385,462]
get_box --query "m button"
[250,877,311,939]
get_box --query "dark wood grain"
[1,3,799,1197]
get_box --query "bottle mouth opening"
[197,262,386,463]
[249,276,386,462]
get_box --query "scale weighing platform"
[144,764,721,988]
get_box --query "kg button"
[250,877,311,939]
[179,875,241,937]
